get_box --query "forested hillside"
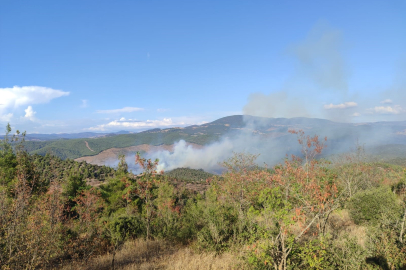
[22,116,240,159]
[3,124,406,269]
[22,115,406,162]
[31,153,115,181]
[23,124,222,160]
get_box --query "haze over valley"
[16,114,406,173]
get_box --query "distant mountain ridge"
[16,115,406,160]
[0,130,134,141]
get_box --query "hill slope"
[23,115,406,160]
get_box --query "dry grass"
[329,209,367,247]
[163,248,243,270]
[61,239,244,270]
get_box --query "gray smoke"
[291,21,348,93]
[243,91,310,118]
[244,22,350,121]
[145,120,298,173]
[150,139,234,173]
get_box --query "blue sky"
[0,0,405,133]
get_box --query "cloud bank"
[0,86,69,122]
[88,118,180,131]
[381,99,393,104]
[370,105,404,115]
[0,86,69,109]
[324,102,357,109]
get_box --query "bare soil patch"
[84,141,95,152]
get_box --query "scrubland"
[2,124,406,269]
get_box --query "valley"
[21,115,406,170]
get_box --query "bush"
[348,186,401,225]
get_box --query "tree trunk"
[111,249,115,270]
[399,206,406,243]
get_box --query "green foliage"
[348,186,401,225]
[294,239,329,270]
[165,167,214,182]
[190,187,239,252]
[105,213,143,242]
[117,154,128,175]
[0,124,20,187]
[324,235,369,270]
[62,174,87,199]
[153,181,181,239]
[366,227,406,269]
[0,145,17,186]
[30,153,115,182]
[99,176,128,214]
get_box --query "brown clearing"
[84,141,95,152]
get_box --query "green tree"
[62,173,87,200]
[117,154,128,175]
[0,124,18,187]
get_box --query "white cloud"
[87,114,212,132]
[352,112,360,117]
[96,107,144,114]
[24,106,36,121]
[323,101,357,109]
[109,118,174,128]
[0,86,68,122]
[380,99,393,104]
[81,99,88,108]
[89,118,177,131]
[0,86,69,109]
[370,105,404,114]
